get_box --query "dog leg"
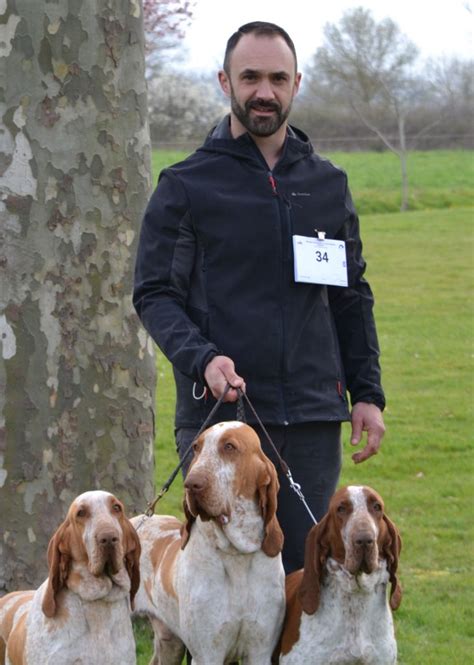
[148,616,185,665]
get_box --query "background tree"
[304,7,421,210]
[143,0,193,74]
[424,56,474,142]
[147,70,226,146]
[0,0,155,592]
[293,52,473,153]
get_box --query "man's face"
[219,33,301,138]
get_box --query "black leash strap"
[138,384,233,526]
[236,390,247,423]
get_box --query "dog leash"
[235,387,317,525]
[135,382,317,530]
[134,383,233,531]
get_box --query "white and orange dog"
[277,485,402,665]
[0,490,141,665]
[132,421,286,665]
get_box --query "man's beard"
[230,92,292,137]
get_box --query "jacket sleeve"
[133,169,218,383]
[328,182,386,410]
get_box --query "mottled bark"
[0,0,155,592]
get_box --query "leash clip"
[286,469,318,525]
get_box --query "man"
[133,22,385,573]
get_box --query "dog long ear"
[257,457,284,557]
[381,513,402,610]
[180,496,196,549]
[42,520,72,618]
[298,514,330,615]
[122,518,141,610]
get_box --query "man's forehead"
[228,33,296,74]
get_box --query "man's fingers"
[221,378,246,403]
[222,369,245,390]
[350,417,363,445]
[351,428,382,464]
[352,442,378,464]
[349,402,385,462]
[219,365,245,401]
[204,356,245,401]
[222,383,246,403]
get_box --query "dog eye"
[192,442,200,453]
[76,508,86,518]
[336,505,346,514]
[112,503,122,513]
[223,442,236,452]
[373,502,382,512]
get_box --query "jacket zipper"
[267,169,290,425]
[269,171,292,209]
[268,172,278,195]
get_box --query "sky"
[177,0,473,72]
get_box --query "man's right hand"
[204,355,246,402]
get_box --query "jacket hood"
[197,115,314,168]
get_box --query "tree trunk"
[398,114,409,211]
[0,0,155,592]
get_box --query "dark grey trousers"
[176,421,342,574]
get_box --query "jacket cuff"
[351,395,386,412]
[196,348,219,386]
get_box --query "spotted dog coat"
[132,421,286,665]
[278,485,402,665]
[0,490,141,665]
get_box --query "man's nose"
[255,78,275,99]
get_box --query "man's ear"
[293,72,302,97]
[218,70,231,97]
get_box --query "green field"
[136,150,474,664]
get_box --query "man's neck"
[229,114,287,171]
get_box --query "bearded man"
[133,21,386,573]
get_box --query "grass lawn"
[136,149,473,663]
[339,207,474,663]
[324,150,474,213]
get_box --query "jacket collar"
[201,115,313,167]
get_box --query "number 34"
[315,250,329,263]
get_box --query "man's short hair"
[223,21,298,74]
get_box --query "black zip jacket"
[133,117,385,427]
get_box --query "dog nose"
[355,533,374,547]
[184,477,206,493]
[98,532,119,547]
[184,467,209,494]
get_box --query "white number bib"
[293,235,348,287]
